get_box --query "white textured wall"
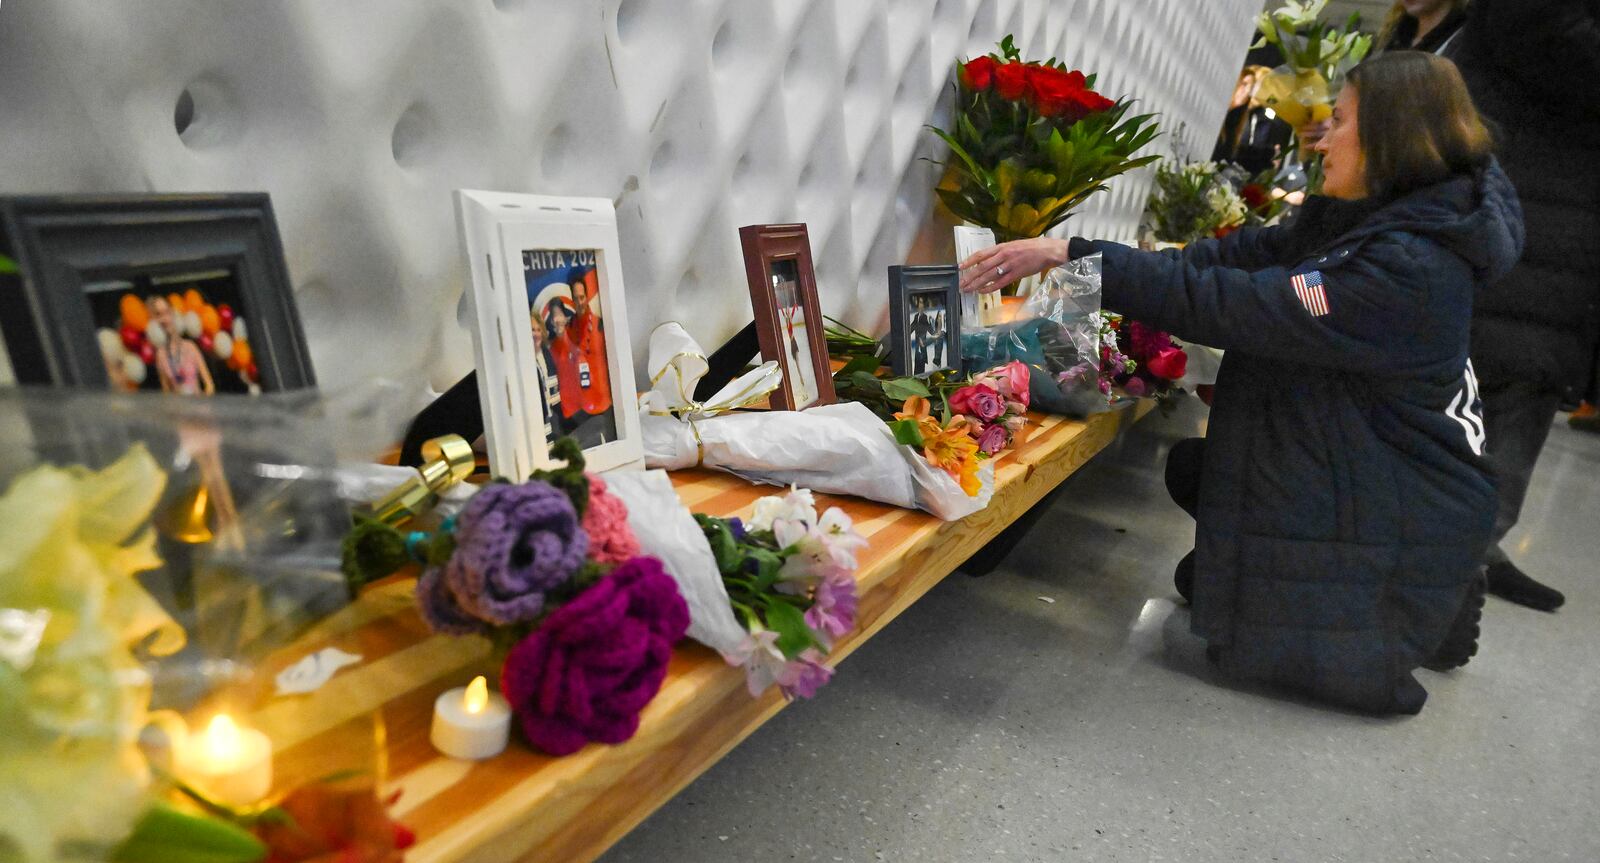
[0,0,1261,392]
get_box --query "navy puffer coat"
[1079,164,1523,714]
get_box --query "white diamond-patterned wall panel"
[0,0,1262,392]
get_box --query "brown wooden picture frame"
[738,223,835,411]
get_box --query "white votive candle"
[430,675,511,760]
[183,714,274,807]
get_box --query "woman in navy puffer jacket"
[961,53,1523,714]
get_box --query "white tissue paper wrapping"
[602,469,748,655]
[1178,345,1224,388]
[637,323,993,521]
[339,461,748,656]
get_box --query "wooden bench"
[254,403,1151,863]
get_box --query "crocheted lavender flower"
[415,564,491,636]
[499,556,690,755]
[420,480,589,631]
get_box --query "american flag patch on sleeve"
[1291,270,1330,317]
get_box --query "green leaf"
[112,804,266,863]
[887,417,925,447]
[881,376,931,402]
[696,514,744,574]
[928,127,998,199]
[764,599,817,659]
[748,547,784,591]
[0,254,16,275]
[848,370,886,394]
[839,352,883,376]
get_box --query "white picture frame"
[456,190,643,479]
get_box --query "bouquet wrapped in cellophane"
[0,387,417,863]
[1252,0,1372,130]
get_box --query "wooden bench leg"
[959,480,1070,576]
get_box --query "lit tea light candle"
[431,675,510,760]
[182,713,274,807]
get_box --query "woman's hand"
[958,237,1071,293]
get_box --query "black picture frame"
[887,264,962,378]
[0,194,315,392]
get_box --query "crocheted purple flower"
[416,480,589,633]
[415,565,491,636]
[499,556,690,755]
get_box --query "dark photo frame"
[738,223,835,411]
[0,194,315,393]
[887,264,962,378]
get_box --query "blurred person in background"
[1212,65,1294,174]
[1299,1,1470,148]
[1446,0,1600,611]
[1376,0,1471,54]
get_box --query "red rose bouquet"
[932,36,1162,243]
[1108,316,1188,401]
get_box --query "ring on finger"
[996,265,1007,277]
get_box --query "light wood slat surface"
[256,402,1152,863]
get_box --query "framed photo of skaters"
[456,190,643,479]
[887,265,962,378]
[738,223,835,411]
[0,194,314,394]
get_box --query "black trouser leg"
[1165,437,1204,519]
[1477,378,1567,610]
[1165,438,1204,602]
[1479,380,1561,565]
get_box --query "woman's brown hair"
[1346,51,1494,199]
[1375,0,1471,51]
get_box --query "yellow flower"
[0,445,179,862]
[923,420,983,497]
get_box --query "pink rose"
[1122,375,1148,398]
[949,383,1004,422]
[1146,346,1188,381]
[975,423,1009,455]
[974,361,1030,408]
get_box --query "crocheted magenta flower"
[499,556,690,755]
[581,474,640,568]
[420,480,589,632]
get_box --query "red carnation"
[959,55,998,91]
[994,61,1030,101]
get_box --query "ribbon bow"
[638,323,783,467]
[639,322,782,420]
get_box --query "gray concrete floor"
[603,398,1600,863]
